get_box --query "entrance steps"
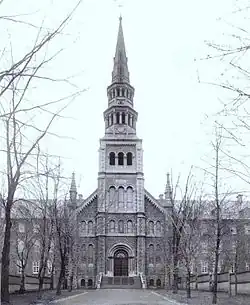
[100,276,142,289]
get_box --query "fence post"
[228,271,232,297]
[209,273,212,291]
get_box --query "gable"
[144,189,166,215]
[76,189,98,215]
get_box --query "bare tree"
[0,2,84,303]
[26,155,58,293]
[179,195,204,298]
[202,127,234,304]
[167,170,200,294]
[11,203,36,293]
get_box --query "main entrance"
[114,249,128,276]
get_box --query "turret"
[164,172,173,204]
[69,172,77,209]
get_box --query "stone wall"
[189,271,250,295]
[9,274,51,293]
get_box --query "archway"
[114,249,128,276]
[87,279,93,287]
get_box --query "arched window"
[88,279,93,287]
[109,220,115,233]
[80,279,85,287]
[127,187,133,208]
[118,187,124,209]
[88,244,93,263]
[156,244,161,252]
[111,114,113,125]
[122,112,125,124]
[156,221,161,235]
[118,152,124,165]
[149,221,154,235]
[116,112,120,124]
[122,88,125,97]
[109,152,115,165]
[128,114,131,126]
[109,187,116,208]
[118,220,124,233]
[149,244,154,254]
[149,279,154,286]
[149,244,154,264]
[127,220,133,233]
[81,244,86,260]
[127,152,132,165]
[88,221,93,235]
[79,221,86,237]
[156,279,161,287]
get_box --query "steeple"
[106,17,135,109]
[112,16,130,84]
[69,172,77,206]
[105,17,137,135]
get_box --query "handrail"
[139,272,147,289]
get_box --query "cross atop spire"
[112,16,130,84]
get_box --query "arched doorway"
[114,249,128,276]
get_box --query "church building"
[71,17,173,289]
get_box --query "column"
[113,111,117,124]
[124,190,127,211]
[119,112,122,124]
[125,112,128,125]
[108,115,111,126]
[136,216,146,274]
[129,115,133,127]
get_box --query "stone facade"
[71,17,173,288]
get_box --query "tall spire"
[70,172,77,193]
[165,172,172,203]
[69,172,77,205]
[112,16,130,84]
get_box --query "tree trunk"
[172,251,178,294]
[1,201,12,304]
[172,258,178,294]
[212,229,220,304]
[19,269,25,294]
[68,275,73,292]
[56,261,65,295]
[186,269,191,298]
[234,272,238,296]
[50,273,54,290]
[39,276,44,292]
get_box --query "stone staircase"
[100,276,142,289]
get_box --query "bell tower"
[97,17,145,276]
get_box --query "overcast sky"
[1,0,249,199]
